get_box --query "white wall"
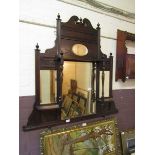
[19,0,135,96]
[97,0,135,13]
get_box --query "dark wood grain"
[115,29,135,82]
[23,15,118,131]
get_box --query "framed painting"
[40,117,121,155]
[121,129,135,155]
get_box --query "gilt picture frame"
[40,117,121,155]
[121,129,135,155]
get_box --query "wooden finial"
[79,17,82,23]
[36,43,39,50]
[97,23,100,29]
[57,13,60,20]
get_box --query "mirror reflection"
[40,70,57,104]
[72,44,88,56]
[99,71,110,98]
[61,61,95,120]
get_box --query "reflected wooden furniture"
[115,30,135,82]
[23,14,118,131]
[61,93,87,120]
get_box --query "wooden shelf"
[36,104,60,111]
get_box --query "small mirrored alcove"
[23,14,118,131]
[40,70,57,105]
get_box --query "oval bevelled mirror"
[72,44,88,56]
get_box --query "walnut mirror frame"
[23,14,118,131]
[115,29,135,82]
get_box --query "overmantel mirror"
[23,14,118,131]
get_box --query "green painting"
[40,118,121,155]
